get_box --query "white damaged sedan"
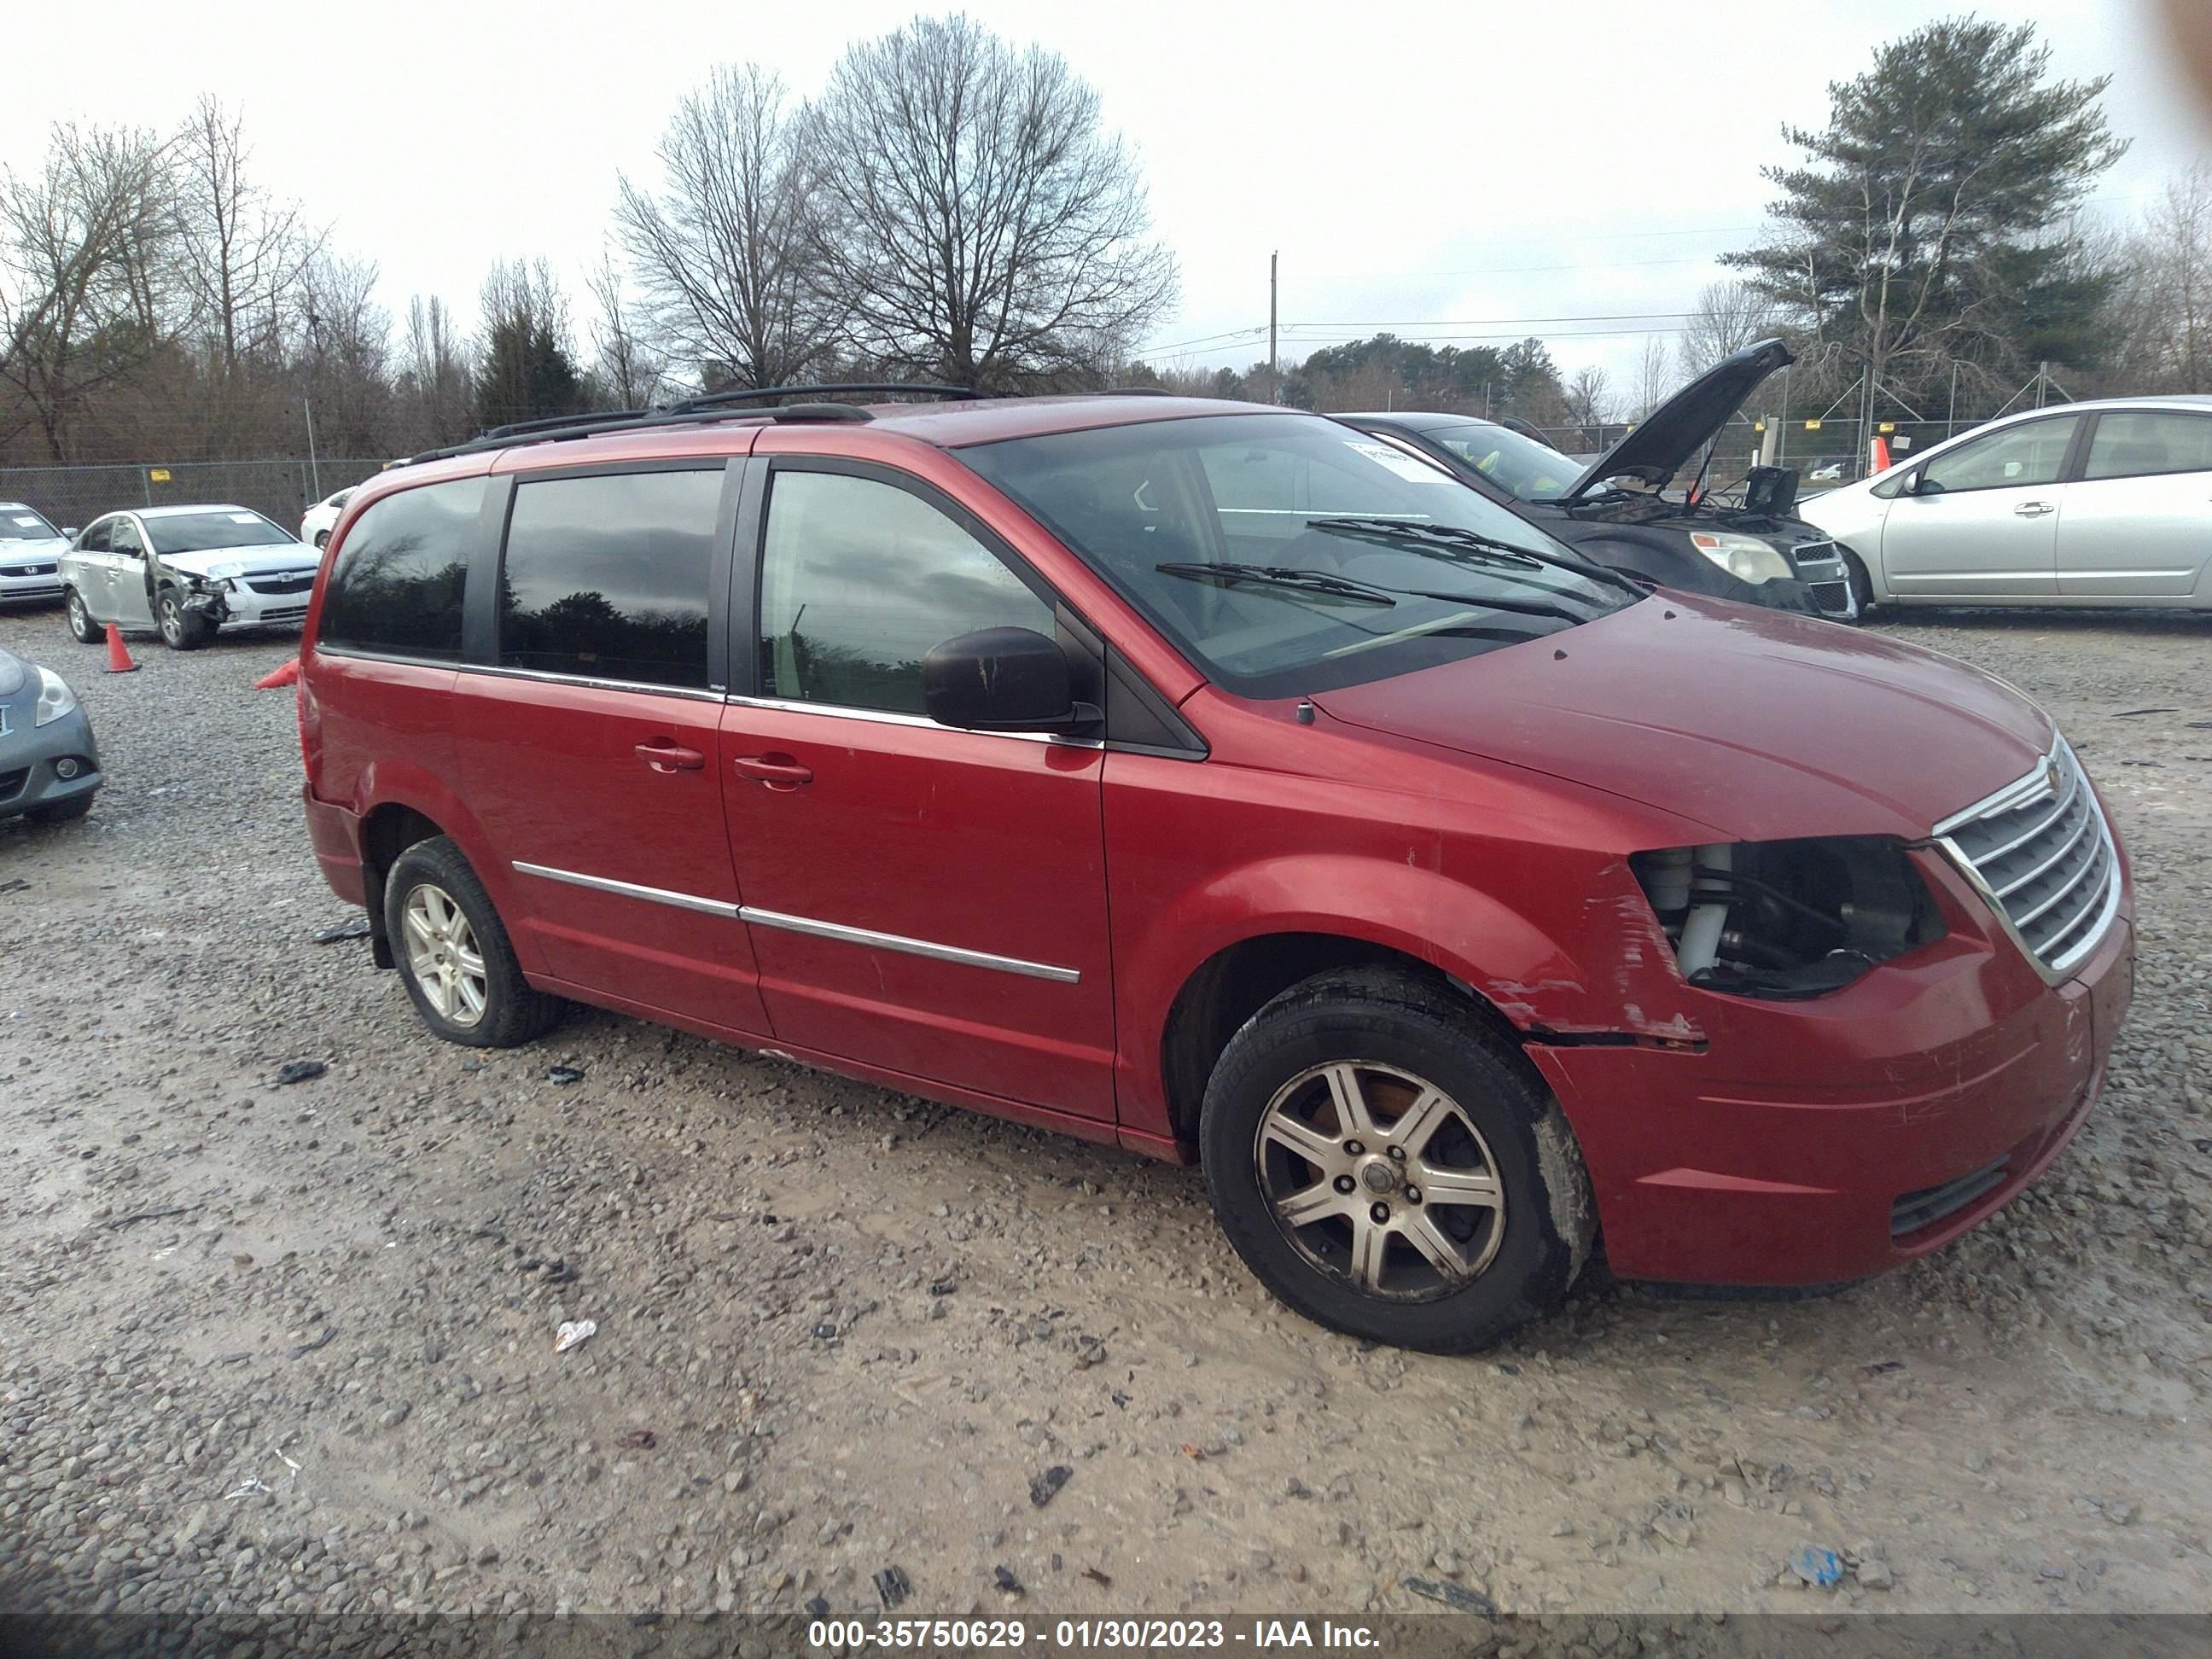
[61,504,321,651]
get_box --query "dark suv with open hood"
[1338,340,1856,620]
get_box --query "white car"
[0,503,73,608]
[300,486,358,549]
[1801,395,2212,611]
[61,504,322,651]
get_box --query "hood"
[1564,337,1792,502]
[159,542,316,579]
[0,535,70,562]
[0,647,26,701]
[1311,594,2053,842]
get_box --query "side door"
[1879,415,2081,598]
[2056,408,2212,599]
[450,461,771,1038]
[718,458,1118,1120]
[106,515,157,626]
[67,518,116,617]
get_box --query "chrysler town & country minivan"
[295,389,2133,1352]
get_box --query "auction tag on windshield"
[1345,439,1452,484]
[13,516,42,527]
[229,513,261,524]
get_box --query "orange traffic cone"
[255,658,300,690]
[103,624,138,674]
[1870,434,1893,474]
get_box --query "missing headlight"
[1631,837,1944,999]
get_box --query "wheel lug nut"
[1333,1175,1355,1194]
[1344,1140,1364,1156]
[1406,1188,1422,1204]
[1387,1145,1406,1161]
[1369,1202,1390,1224]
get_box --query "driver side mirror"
[922,626,1101,736]
[1906,470,1942,497]
[61,527,79,539]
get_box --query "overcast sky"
[8,0,2206,396]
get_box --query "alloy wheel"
[67,591,90,638]
[401,882,488,1027]
[1254,1060,1507,1301]
[158,597,182,647]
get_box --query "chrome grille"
[1935,740,2119,980]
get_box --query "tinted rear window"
[498,469,721,690]
[316,478,481,661]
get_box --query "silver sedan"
[1802,395,2212,611]
[62,504,321,651]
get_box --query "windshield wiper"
[1303,515,1646,598]
[1303,515,1545,566]
[1155,562,1396,607]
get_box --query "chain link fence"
[0,459,390,539]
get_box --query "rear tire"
[383,835,564,1048]
[65,588,102,643]
[1198,968,1593,1353]
[156,590,212,651]
[314,530,329,550]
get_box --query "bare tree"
[808,15,1179,391]
[1678,281,1778,377]
[585,250,667,410]
[1629,335,1674,420]
[174,96,324,371]
[1562,364,1612,445]
[2110,165,2212,393]
[398,294,474,449]
[0,123,181,461]
[614,66,835,392]
[299,253,393,453]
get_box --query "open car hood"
[1564,337,1792,501]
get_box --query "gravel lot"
[2,603,2208,1632]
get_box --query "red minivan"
[296,390,2133,1352]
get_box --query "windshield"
[1,508,62,541]
[1421,422,1584,503]
[143,510,294,555]
[963,413,1638,697]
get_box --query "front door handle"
[634,741,706,773]
[2013,500,2055,517]
[732,754,814,789]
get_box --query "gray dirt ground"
[1,604,2208,1627]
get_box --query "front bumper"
[0,563,66,605]
[1,706,102,817]
[1529,858,2133,1287]
[188,575,316,630]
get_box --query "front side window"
[757,469,1052,715]
[142,509,293,553]
[1921,417,2080,494]
[111,519,144,556]
[317,478,481,661]
[1421,422,1583,502]
[2081,410,2212,480]
[963,413,1635,698]
[498,469,720,690]
[75,520,113,554]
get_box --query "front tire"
[1842,547,1877,618]
[31,793,94,824]
[314,530,330,550]
[1199,969,1593,1353]
[156,590,212,651]
[65,587,103,643]
[383,835,564,1048]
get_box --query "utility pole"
[2035,361,2049,410]
[1948,362,1959,439]
[1267,252,1278,405]
[304,399,323,499]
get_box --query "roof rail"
[482,408,655,441]
[1102,386,1174,396]
[662,382,981,416]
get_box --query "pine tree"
[1726,16,2126,409]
